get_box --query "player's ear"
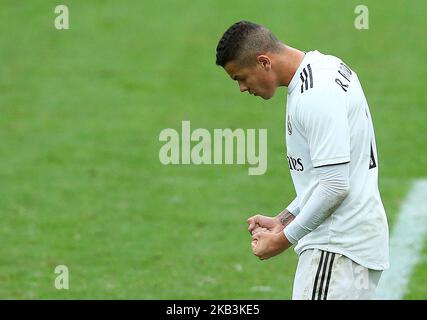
[257,55,272,71]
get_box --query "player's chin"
[260,93,274,100]
[259,89,276,100]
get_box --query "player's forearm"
[284,163,350,244]
[273,198,299,231]
[275,208,296,231]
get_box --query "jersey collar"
[288,51,311,94]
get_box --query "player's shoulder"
[295,51,349,102]
[298,50,347,93]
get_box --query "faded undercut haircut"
[215,21,282,67]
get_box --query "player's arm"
[283,162,350,244]
[284,86,351,244]
[276,209,295,229]
[276,197,300,227]
[252,167,349,260]
[247,198,298,235]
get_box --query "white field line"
[376,179,427,299]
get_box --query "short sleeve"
[296,88,350,168]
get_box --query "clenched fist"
[251,231,292,260]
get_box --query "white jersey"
[285,50,389,270]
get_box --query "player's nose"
[239,83,248,92]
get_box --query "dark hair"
[215,21,282,67]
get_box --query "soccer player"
[215,21,389,300]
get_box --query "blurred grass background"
[0,0,426,298]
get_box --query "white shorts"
[292,249,382,300]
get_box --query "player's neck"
[276,46,306,87]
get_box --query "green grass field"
[1,0,426,299]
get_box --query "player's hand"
[247,214,282,235]
[251,231,292,260]
[252,227,268,235]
